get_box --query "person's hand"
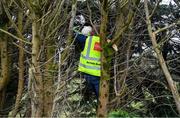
[73,26,80,32]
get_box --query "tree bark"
[0,88,6,112]
[11,8,25,117]
[97,0,109,117]
[0,30,9,91]
[29,12,43,117]
[43,42,54,117]
[144,0,180,114]
[0,26,9,114]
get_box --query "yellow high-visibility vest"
[78,36,101,76]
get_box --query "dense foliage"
[0,0,179,117]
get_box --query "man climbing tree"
[75,23,101,100]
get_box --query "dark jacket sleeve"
[74,32,87,49]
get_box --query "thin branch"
[45,14,70,40]
[144,0,180,114]
[46,0,66,36]
[149,0,161,18]
[154,21,180,34]
[12,42,32,54]
[0,29,32,44]
[37,10,51,22]
[12,0,23,11]
[120,0,129,9]
[2,1,25,40]
[87,1,99,35]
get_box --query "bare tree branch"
[154,20,180,34]
[144,0,180,114]
[0,29,32,44]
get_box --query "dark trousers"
[83,73,100,99]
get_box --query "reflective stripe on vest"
[78,36,101,76]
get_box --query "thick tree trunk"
[29,13,43,117]
[97,0,109,117]
[0,33,9,91]
[0,27,9,114]
[11,9,24,117]
[144,0,180,114]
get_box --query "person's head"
[81,22,100,36]
[81,25,92,36]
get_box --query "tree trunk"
[0,88,6,112]
[97,0,109,117]
[0,31,9,91]
[11,9,25,117]
[144,0,180,114]
[43,42,54,117]
[29,12,43,117]
[0,26,9,114]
